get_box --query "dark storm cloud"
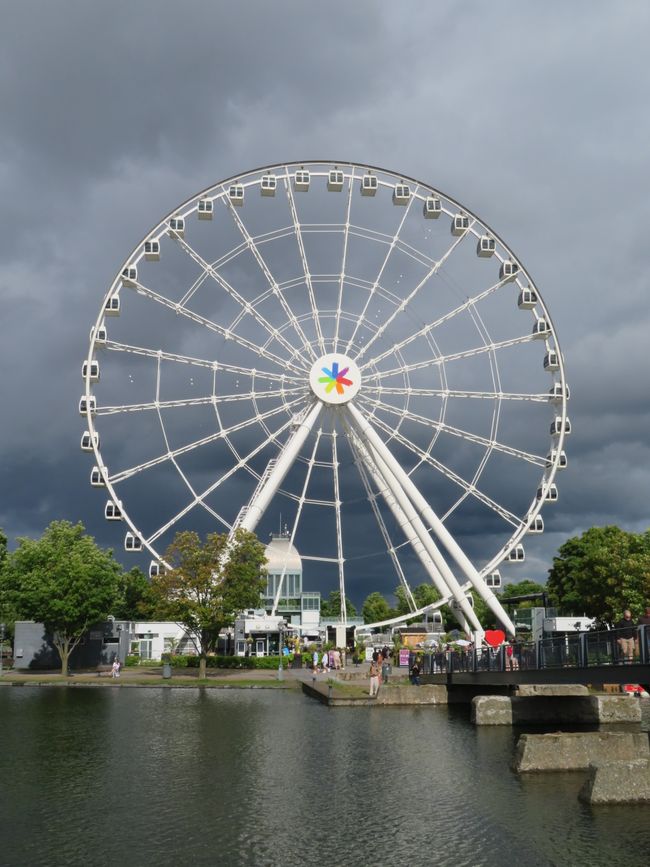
[1,0,649,604]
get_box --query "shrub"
[124,655,140,667]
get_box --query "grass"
[0,672,297,689]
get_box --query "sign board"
[365,647,374,662]
[399,648,410,667]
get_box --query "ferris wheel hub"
[309,353,361,405]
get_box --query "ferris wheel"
[81,161,569,636]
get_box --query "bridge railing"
[420,625,650,675]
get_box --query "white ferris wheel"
[81,161,570,637]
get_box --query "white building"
[261,532,321,634]
[130,621,196,660]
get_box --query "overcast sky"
[1,1,649,605]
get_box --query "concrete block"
[594,694,642,724]
[579,758,650,804]
[513,732,649,773]
[471,695,513,725]
[515,684,588,697]
[376,684,448,705]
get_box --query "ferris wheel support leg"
[240,402,322,534]
[351,432,473,634]
[351,426,481,636]
[348,403,515,636]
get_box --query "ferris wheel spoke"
[223,195,318,362]
[170,231,306,371]
[355,406,522,529]
[363,385,547,403]
[355,220,475,363]
[344,191,418,355]
[333,169,355,352]
[104,340,302,384]
[359,394,545,468]
[270,427,323,615]
[364,333,537,382]
[283,169,326,355]
[348,434,416,612]
[331,432,347,623]
[95,386,306,417]
[360,276,508,371]
[108,394,306,486]
[124,276,294,373]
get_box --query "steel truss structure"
[82,161,569,638]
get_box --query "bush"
[167,654,287,670]
[124,655,140,667]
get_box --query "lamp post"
[0,623,5,675]
[277,620,285,681]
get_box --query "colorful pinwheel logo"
[318,361,353,395]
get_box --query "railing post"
[579,632,588,668]
[639,626,648,665]
[537,639,543,670]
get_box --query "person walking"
[369,657,380,696]
[410,656,421,686]
[615,610,637,662]
[111,658,121,679]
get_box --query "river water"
[1,687,649,867]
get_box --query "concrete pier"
[580,758,650,804]
[471,694,642,726]
[513,731,649,772]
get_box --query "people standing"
[615,610,638,661]
[312,649,319,673]
[111,658,121,679]
[410,656,421,686]
[369,656,380,696]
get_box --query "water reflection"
[0,689,648,867]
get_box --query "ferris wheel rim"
[83,159,569,619]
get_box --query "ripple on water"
[1,689,649,867]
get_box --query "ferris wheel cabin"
[82,360,100,382]
[392,183,411,205]
[80,430,99,451]
[104,295,120,316]
[527,515,544,533]
[294,170,310,191]
[548,383,570,403]
[327,170,344,191]
[197,198,213,219]
[537,483,559,502]
[121,266,137,287]
[550,416,571,437]
[507,544,525,562]
[360,174,378,196]
[546,449,568,469]
[149,561,160,578]
[90,324,107,344]
[144,240,160,261]
[500,259,519,282]
[168,217,185,238]
[260,174,277,196]
[532,319,550,339]
[78,395,96,415]
[544,351,560,372]
[451,213,469,235]
[477,236,496,257]
[486,571,502,588]
[228,184,244,205]
[423,196,442,218]
[90,466,104,487]
[518,287,538,310]
[105,500,123,521]
[124,532,142,552]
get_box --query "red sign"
[484,629,506,648]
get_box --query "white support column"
[352,432,474,635]
[241,402,322,533]
[348,403,515,635]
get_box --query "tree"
[362,592,392,624]
[320,590,357,620]
[547,526,650,622]
[498,580,547,608]
[2,521,121,675]
[393,583,441,624]
[0,527,16,643]
[0,527,7,570]
[151,529,267,679]
[113,567,159,621]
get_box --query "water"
[1,687,649,867]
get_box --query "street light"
[0,623,5,675]
[277,620,285,681]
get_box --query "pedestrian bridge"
[421,625,650,690]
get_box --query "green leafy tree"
[320,590,357,620]
[443,590,491,632]
[151,529,267,679]
[362,591,392,624]
[2,521,121,675]
[498,579,547,608]
[393,582,441,624]
[113,567,159,621]
[547,526,650,622]
[0,527,16,643]
[0,527,7,569]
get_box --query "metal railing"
[419,625,650,675]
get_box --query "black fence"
[419,625,650,675]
